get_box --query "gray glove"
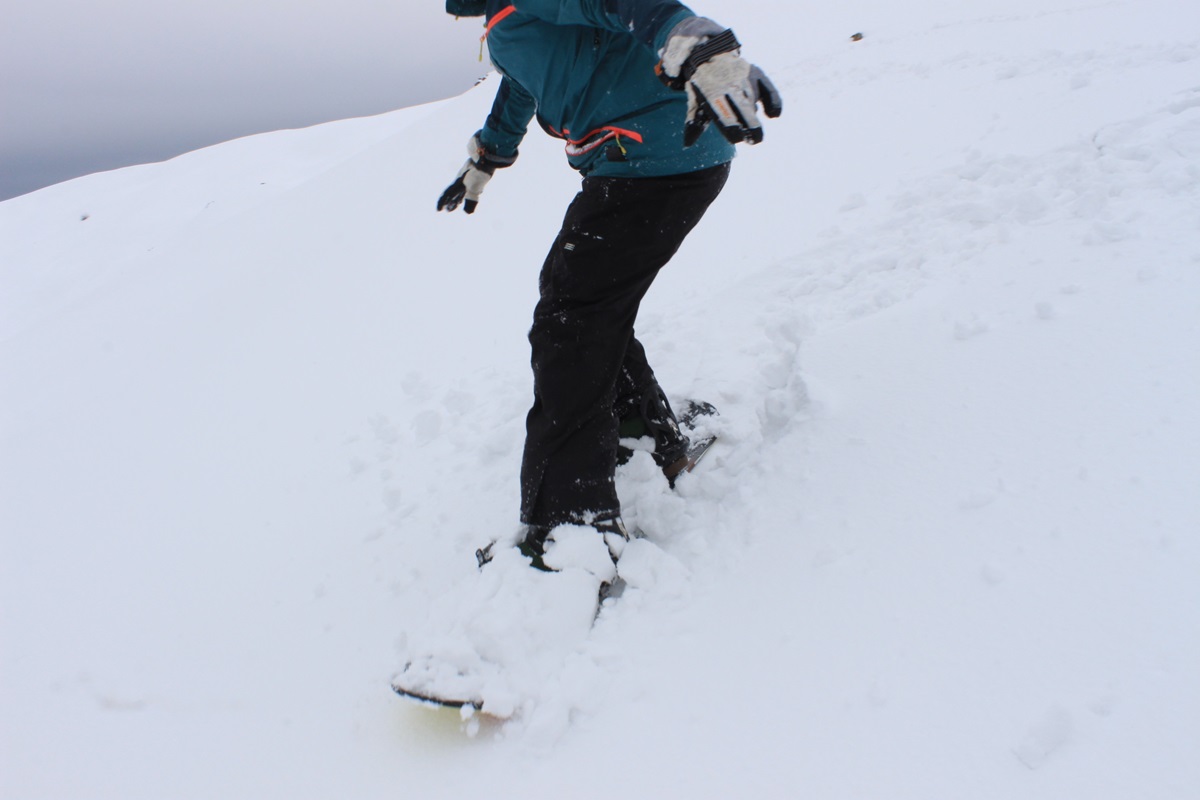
[437,132,517,214]
[658,17,783,147]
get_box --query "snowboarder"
[438,0,781,562]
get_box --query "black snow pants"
[520,162,730,527]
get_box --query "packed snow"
[2,0,1198,796]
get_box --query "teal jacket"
[446,0,735,177]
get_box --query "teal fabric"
[465,0,735,177]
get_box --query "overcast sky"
[0,1,490,201]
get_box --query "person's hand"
[436,133,517,214]
[658,17,782,147]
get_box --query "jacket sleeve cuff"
[478,128,520,159]
[652,9,695,53]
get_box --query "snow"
[3,0,1199,796]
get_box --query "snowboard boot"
[515,525,553,571]
[511,511,629,570]
[616,384,692,479]
[479,513,630,600]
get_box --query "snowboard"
[391,401,719,714]
[391,682,476,710]
[662,400,718,487]
[391,676,485,713]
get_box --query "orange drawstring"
[556,125,644,157]
[480,6,518,61]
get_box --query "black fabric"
[519,162,730,526]
[445,0,487,17]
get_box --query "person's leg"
[520,163,730,528]
[613,336,655,416]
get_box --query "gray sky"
[0,1,490,201]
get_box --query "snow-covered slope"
[3,0,1198,796]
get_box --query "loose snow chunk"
[608,537,689,594]
[542,524,618,584]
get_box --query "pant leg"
[520,163,730,527]
[613,335,655,420]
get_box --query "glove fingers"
[686,55,778,145]
[437,177,467,212]
[750,66,783,119]
[683,83,714,147]
[438,159,492,214]
[729,96,763,144]
[695,81,763,145]
[714,93,763,145]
